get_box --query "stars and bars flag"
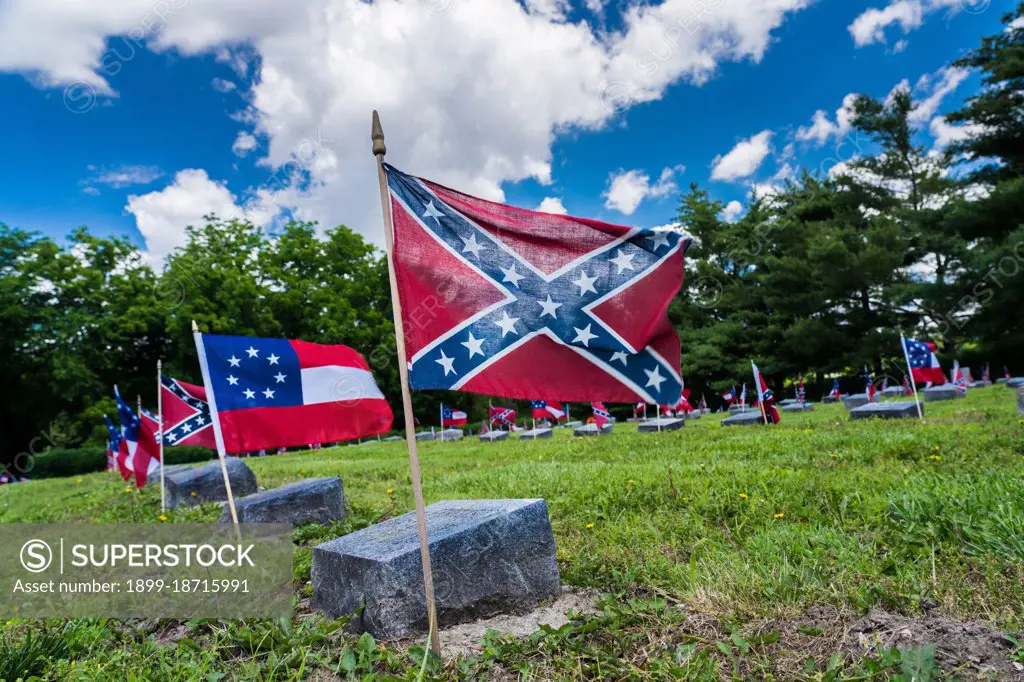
[902,375,914,396]
[193,332,393,454]
[488,406,517,430]
[160,376,216,448]
[531,400,566,421]
[591,402,611,429]
[829,378,841,400]
[633,401,647,418]
[952,360,968,396]
[902,338,946,384]
[384,164,688,406]
[441,404,467,427]
[751,363,780,424]
[114,385,160,488]
[103,414,121,473]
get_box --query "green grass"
[2,388,1022,679]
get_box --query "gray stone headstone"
[147,463,196,485]
[779,398,798,406]
[684,411,701,420]
[415,431,435,441]
[219,477,344,525]
[783,403,814,413]
[844,394,870,410]
[996,377,1008,384]
[517,428,553,440]
[312,499,559,639]
[728,404,749,413]
[564,420,582,428]
[638,418,684,432]
[479,431,509,442]
[573,423,612,436]
[850,401,922,420]
[969,381,987,389]
[821,395,839,404]
[720,411,765,427]
[384,436,403,442]
[436,429,464,442]
[881,386,905,398]
[165,457,257,509]
[1007,377,1024,388]
[923,385,959,401]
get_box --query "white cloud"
[537,197,568,214]
[929,115,984,149]
[849,0,961,48]
[773,162,796,182]
[603,165,684,215]
[909,66,968,124]
[795,93,857,146]
[211,77,237,93]
[720,200,743,223]
[711,130,773,182]
[81,164,163,194]
[125,169,267,265]
[0,0,812,247]
[232,131,258,157]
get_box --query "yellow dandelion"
[122,487,133,494]
[585,523,595,529]
[830,453,840,459]
[1018,419,1024,425]
[929,455,941,462]
[773,513,785,519]
[628,480,636,486]
[158,515,168,522]
[739,493,749,500]
[76,478,82,484]
[932,445,941,452]
[386,488,394,495]
[190,491,198,497]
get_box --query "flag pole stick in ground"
[191,321,241,528]
[900,332,926,422]
[371,110,441,657]
[157,359,166,513]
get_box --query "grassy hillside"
[2,387,1022,679]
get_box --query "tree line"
[2,6,1021,459]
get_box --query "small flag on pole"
[591,402,611,429]
[531,400,566,421]
[160,376,217,448]
[903,339,946,384]
[441,404,468,427]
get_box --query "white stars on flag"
[573,270,598,296]
[436,350,457,376]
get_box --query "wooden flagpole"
[900,332,926,422]
[157,359,166,513]
[753,363,769,424]
[191,321,241,527]
[371,111,441,657]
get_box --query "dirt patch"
[841,609,1022,680]
[439,587,600,657]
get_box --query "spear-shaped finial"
[191,320,199,333]
[371,110,386,157]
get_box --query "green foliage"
[0,627,71,680]
[23,446,215,481]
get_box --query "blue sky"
[0,0,1007,261]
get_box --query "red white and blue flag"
[796,376,806,404]
[114,386,160,487]
[385,164,688,405]
[829,378,841,400]
[722,386,736,404]
[952,360,968,396]
[160,376,216,448]
[982,364,990,384]
[531,400,566,421]
[591,402,611,428]
[193,333,393,453]
[739,384,747,408]
[751,363,781,424]
[103,414,122,473]
[903,375,914,396]
[488,405,517,429]
[903,338,946,384]
[441,404,468,427]
[1005,366,1012,380]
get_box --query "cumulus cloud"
[232,131,258,157]
[603,165,684,215]
[795,93,858,146]
[0,0,812,247]
[125,169,268,265]
[848,0,962,48]
[536,197,568,214]
[929,115,984,149]
[711,131,773,182]
[909,66,968,124]
[720,200,743,223]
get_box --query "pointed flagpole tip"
[371,110,386,157]
[191,320,199,333]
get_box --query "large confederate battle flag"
[385,164,689,405]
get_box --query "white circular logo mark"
[20,539,52,573]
